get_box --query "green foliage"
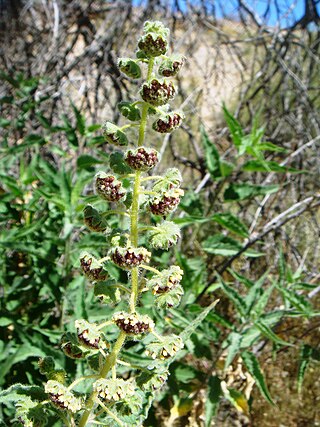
[1,25,317,427]
[241,351,274,405]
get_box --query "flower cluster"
[79,251,107,282]
[44,381,82,413]
[146,334,184,360]
[49,20,187,424]
[112,312,155,335]
[125,147,159,171]
[93,378,135,402]
[75,319,107,350]
[110,246,151,270]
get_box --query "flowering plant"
[0,20,218,427]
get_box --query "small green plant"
[0,21,219,427]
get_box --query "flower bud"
[118,101,141,121]
[158,55,186,77]
[155,284,184,308]
[83,205,108,232]
[125,147,159,171]
[45,381,82,413]
[138,33,168,57]
[61,332,85,359]
[112,311,154,335]
[152,112,183,133]
[118,58,142,79]
[80,252,107,282]
[149,188,184,216]
[137,369,169,391]
[75,319,107,350]
[146,335,183,360]
[149,265,183,294]
[38,357,55,375]
[102,121,128,146]
[110,246,151,270]
[93,378,135,402]
[148,221,181,250]
[140,79,175,106]
[95,172,126,202]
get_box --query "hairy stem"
[129,58,154,313]
[79,56,155,427]
[78,332,127,427]
[94,397,125,426]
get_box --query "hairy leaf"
[241,351,274,405]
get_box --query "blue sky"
[133,1,319,28]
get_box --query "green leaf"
[257,142,286,152]
[240,309,305,349]
[94,281,121,305]
[241,351,274,404]
[77,154,103,170]
[0,384,46,404]
[174,364,199,383]
[228,269,254,289]
[179,300,219,342]
[220,280,247,317]
[275,284,312,316]
[202,234,261,258]
[297,344,313,393]
[223,104,243,147]
[244,271,268,315]
[292,282,319,291]
[224,387,249,414]
[201,125,221,179]
[109,151,132,175]
[224,183,279,201]
[205,376,221,426]
[242,160,302,173]
[0,117,10,128]
[24,134,46,146]
[88,135,105,145]
[118,101,141,121]
[254,320,292,346]
[212,213,249,237]
[71,102,86,135]
[224,332,242,369]
[179,191,203,216]
[252,284,274,317]
[36,112,52,129]
[0,342,47,384]
[202,234,242,256]
[174,216,208,226]
[70,276,87,320]
[0,70,19,88]
[0,317,12,327]
[219,160,235,177]
[206,312,235,330]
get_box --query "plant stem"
[78,332,127,427]
[151,331,165,342]
[96,320,113,330]
[140,175,163,182]
[93,397,125,426]
[141,264,162,275]
[119,123,139,130]
[139,190,158,195]
[79,57,156,427]
[138,225,156,232]
[67,375,98,391]
[129,58,154,314]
